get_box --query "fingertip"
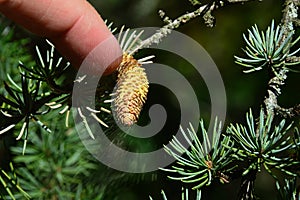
[103,55,122,75]
[79,35,122,76]
[0,0,123,76]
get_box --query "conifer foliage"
[0,0,299,199]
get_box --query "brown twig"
[239,1,300,199]
[263,0,300,117]
[141,0,256,48]
[276,104,300,118]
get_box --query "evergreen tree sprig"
[226,109,299,178]
[0,73,58,154]
[0,162,30,200]
[161,119,234,189]
[226,109,300,200]
[234,20,300,75]
[19,40,72,95]
[149,188,201,200]
[276,178,299,200]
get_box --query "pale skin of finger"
[0,0,122,75]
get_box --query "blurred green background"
[1,0,299,199]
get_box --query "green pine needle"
[227,109,300,178]
[276,178,299,200]
[161,118,234,189]
[235,20,300,74]
[149,188,201,200]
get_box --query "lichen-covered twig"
[141,0,256,48]
[286,55,300,62]
[237,1,299,199]
[263,0,300,117]
[276,104,300,118]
